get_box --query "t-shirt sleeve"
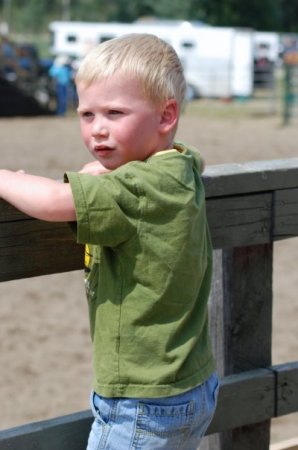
[188,147,204,174]
[174,142,204,174]
[64,171,136,247]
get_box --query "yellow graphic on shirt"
[84,244,92,272]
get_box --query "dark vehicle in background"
[0,37,56,115]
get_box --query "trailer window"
[67,34,77,43]
[99,35,115,43]
[181,41,195,49]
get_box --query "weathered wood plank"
[0,188,291,280]
[204,158,298,198]
[0,410,92,450]
[221,244,273,374]
[275,362,298,417]
[0,199,28,222]
[201,251,225,450]
[1,363,297,449]
[274,188,298,240]
[0,370,275,450]
[0,159,297,281]
[0,219,84,282]
[207,193,272,249]
[216,244,273,450]
[207,369,275,434]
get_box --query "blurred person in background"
[49,54,72,115]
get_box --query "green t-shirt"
[65,142,215,398]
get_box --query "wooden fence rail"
[0,158,298,450]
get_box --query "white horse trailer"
[49,21,254,98]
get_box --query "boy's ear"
[158,99,179,134]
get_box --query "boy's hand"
[79,161,111,176]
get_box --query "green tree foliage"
[193,0,282,31]
[21,0,48,32]
[279,0,298,32]
[2,0,298,32]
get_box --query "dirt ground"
[0,102,297,444]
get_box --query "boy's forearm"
[0,170,76,222]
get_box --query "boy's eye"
[78,110,94,120]
[82,111,93,118]
[109,109,123,115]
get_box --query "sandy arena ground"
[0,101,297,444]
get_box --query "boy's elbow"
[41,206,77,222]
[38,186,77,222]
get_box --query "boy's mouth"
[94,145,114,156]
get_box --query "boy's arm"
[0,170,76,222]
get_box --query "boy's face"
[77,73,171,170]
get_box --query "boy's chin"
[99,159,126,171]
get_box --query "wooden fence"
[0,158,297,450]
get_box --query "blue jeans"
[56,83,68,116]
[86,372,219,450]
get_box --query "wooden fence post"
[200,250,224,450]
[203,243,273,450]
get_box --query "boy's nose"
[92,120,109,137]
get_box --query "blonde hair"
[75,33,186,107]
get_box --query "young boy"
[0,34,218,449]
